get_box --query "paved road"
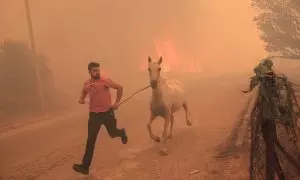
[0,77,250,180]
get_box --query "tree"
[252,0,300,56]
[0,40,69,116]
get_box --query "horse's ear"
[148,56,152,63]
[158,56,163,64]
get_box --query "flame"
[140,39,201,73]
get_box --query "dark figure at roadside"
[72,62,128,175]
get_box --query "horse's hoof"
[160,149,168,156]
[154,137,160,142]
[167,135,173,139]
[187,121,192,126]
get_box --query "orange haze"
[0,0,266,91]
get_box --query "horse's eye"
[158,68,161,71]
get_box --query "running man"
[72,62,128,175]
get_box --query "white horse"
[146,56,192,155]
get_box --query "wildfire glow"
[140,40,201,73]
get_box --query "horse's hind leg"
[168,114,174,139]
[147,114,160,142]
[183,102,192,126]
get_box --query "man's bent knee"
[107,130,120,138]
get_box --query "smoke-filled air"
[0,0,299,179]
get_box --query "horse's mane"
[159,75,184,90]
[159,75,167,82]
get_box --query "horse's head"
[147,56,162,89]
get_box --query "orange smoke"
[101,69,110,78]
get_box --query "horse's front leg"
[160,114,170,156]
[168,114,174,139]
[183,102,192,126]
[147,114,160,142]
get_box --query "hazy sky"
[0,0,267,89]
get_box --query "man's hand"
[78,99,86,104]
[111,103,119,110]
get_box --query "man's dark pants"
[82,109,124,169]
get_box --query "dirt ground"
[0,76,251,180]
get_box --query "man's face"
[89,67,100,79]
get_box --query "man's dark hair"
[88,62,100,71]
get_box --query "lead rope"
[85,84,151,107]
[118,85,151,107]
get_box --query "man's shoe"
[72,164,89,175]
[121,128,128,144]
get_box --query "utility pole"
[25,0,45,114]
[25,0,36,53]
